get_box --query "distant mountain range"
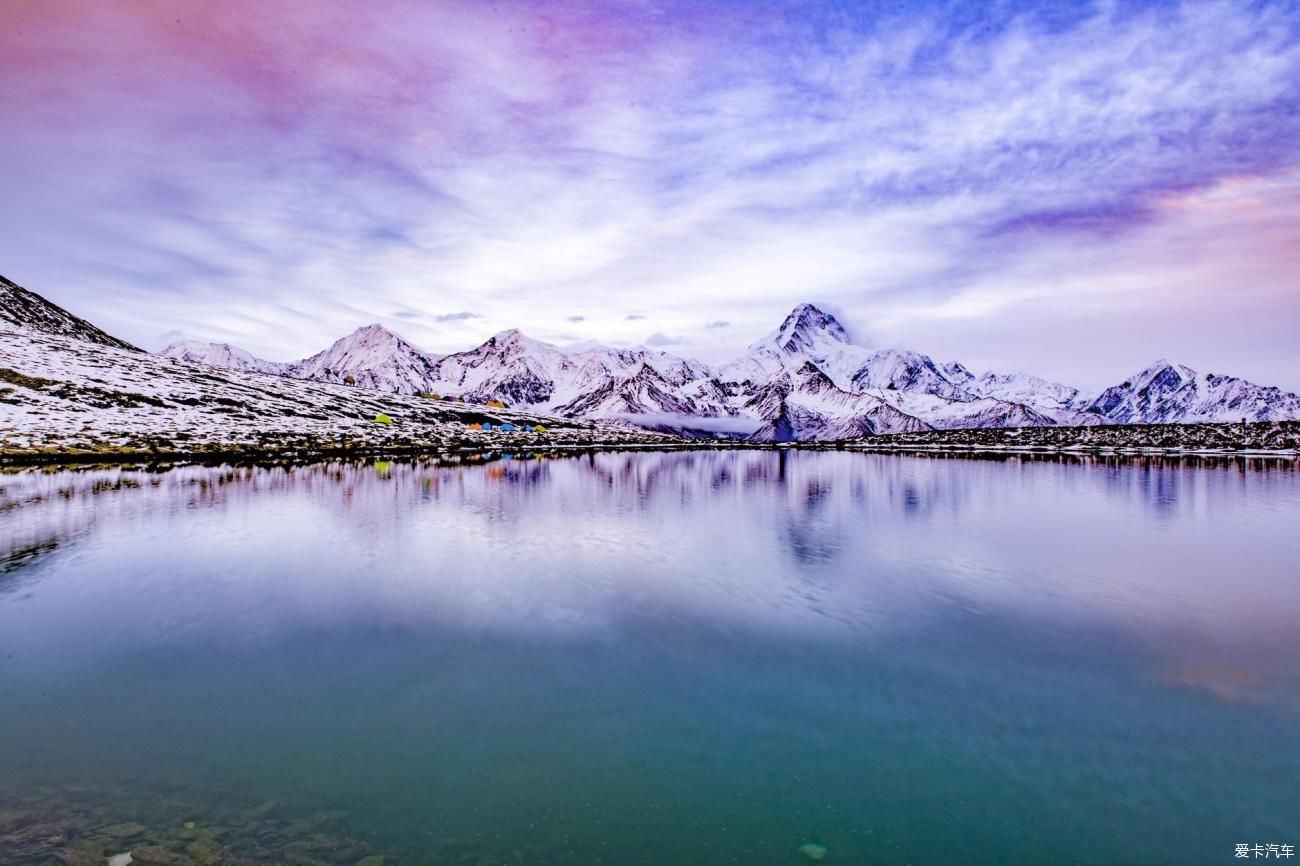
[4,273,1298,441]
[158,301,1300,440]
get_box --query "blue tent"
[499,423,516,431]
[481,422,493,431]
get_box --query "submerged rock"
[246,801,280,819]
[129,845,181,866]
[47,848,103,866]
[185,839,225,865]
[100,823,149,841]
[799,843,828,861]
[106,855,133,866]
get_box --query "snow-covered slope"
[846,349,970,400]
[1,273,140,351]
[0,330,672,456]
[1086,360,1300,423]
[425,330,733,419]
[952,369,1103,424]
[745,362,930,441]
[289,324,444,393]
[159,339,291,375]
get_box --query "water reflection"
[2,452,1297,678]
[0,451,1298,865]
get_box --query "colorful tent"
[499,423,516,431]
[482,422,493,431]
[467,423,483,430]
[374,413,394,424]
[531,425,546,432]
[486,399,507,408]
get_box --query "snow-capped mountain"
[161,324,446,393]
[424,329,731,419]
[1,273,140,351]
[1086,359,1300,423]
[721,303,854,383]
[140,299,1300,440]
[159,339,291,375]
[744,362,929,441]
[290,323,444,393]
[12,272,1297,444]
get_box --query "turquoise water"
[1,451,1298,866]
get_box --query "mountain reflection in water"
[0,450,1297,866]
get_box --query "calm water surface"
[1,451,1298,866]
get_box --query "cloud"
[0,0,1297,386]
[705,320,730,329]
[645,332,686,347]
[566,315,586,322]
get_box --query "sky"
[2,0,1299,391]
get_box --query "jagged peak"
[1129,358,1196,390]
[777,303,849,344]
[749,302,852,357]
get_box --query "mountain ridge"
[1,273,142,352]
[156,302,1300,437]
[6,273,1298,440]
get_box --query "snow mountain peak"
[765,303,851,355]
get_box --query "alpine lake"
[1,450,1297,866]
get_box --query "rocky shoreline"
[844,420,1300,456]
[3,423,1297,470]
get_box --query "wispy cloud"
[1,0,1297,387]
